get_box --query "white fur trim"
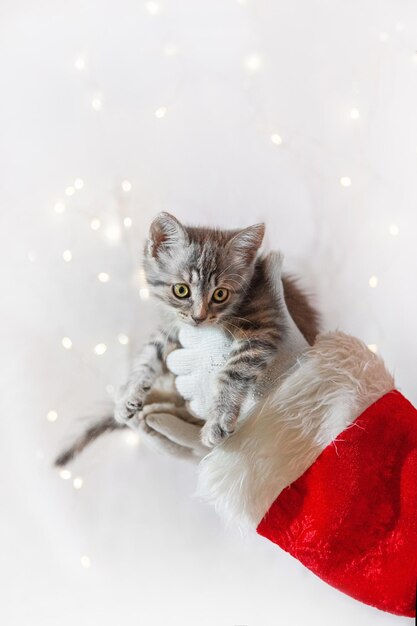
[197,332,395,531]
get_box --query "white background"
[1,1,416,624]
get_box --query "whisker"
[222,279,250,294]
[216,261,239,278]
[222,320,253,347]
[161,319,180,353]
[218,270,250,287]
[229,315,258,328]
[217,321,238,344]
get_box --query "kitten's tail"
[54,415,125,467]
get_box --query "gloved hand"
[127,256,417,618]
[130,327,230,461]
[136,401,208,462]
[166,324,233,420]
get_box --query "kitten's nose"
[191,315,207,324]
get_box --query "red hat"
[257,389,417,617]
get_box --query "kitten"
[55,212,319,464]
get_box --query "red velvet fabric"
[257,390,417,617]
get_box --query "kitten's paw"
[201,417,236,447]
[114,399,143,424]
[114,384,152,424]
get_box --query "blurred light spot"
[74,178,84,190]
[340,176,352,187]
[163,43,178,56]
[139,287,150,300]
[91,97,103,111]
[106,384,115,396]
[270,133,282,145]
[126,431,140,446]
[65,186,75,196]
[123,217,133,228]
[62,249,72,262]
[97,272,110,283]
[47,410,58,423]
[118,333,129,345]
[121,180,132,192]
[243,54,262,73]
[105,223,121,243]
[154,106,167,119]
[389,223,399,236]
[90,218,101,231]
[369,275,379,288]
[350,108,360,120]
[80,555,91,569]
[59,469,72,480]
[94,343,107,356]
[75,57,86,71]
[145,1,160,15]
[54,201,65,214]
[73,476,83,489]
[62,337,73,350]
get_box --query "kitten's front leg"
[201,335,279,447]
[201,371,252,447]
[114,330,175,425]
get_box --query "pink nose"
[191,315,207,324]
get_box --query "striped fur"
[55,416,124,467]
[55,213,320,464]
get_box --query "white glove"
[135,402,208,462]
[166,325,233,420]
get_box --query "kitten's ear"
[264,250,284,301]
[227,223,265,265]
[148,212,188,258]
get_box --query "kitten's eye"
[173,283,190,298]
[212,287,229,303]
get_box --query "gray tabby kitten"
[55,212,319,464]
[115,212,319,447]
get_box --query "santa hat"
[198,332,417,618]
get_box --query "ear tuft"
[148,212,188,258]
[227,223,265,264]
[263,250,284,301]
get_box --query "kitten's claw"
[114,385,150,424]
[114,401,142,424]
[201,418,236,447]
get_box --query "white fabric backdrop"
[1,1,416,624]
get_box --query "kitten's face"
[143,213,265,327]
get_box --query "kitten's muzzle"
[191,315,207,325]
